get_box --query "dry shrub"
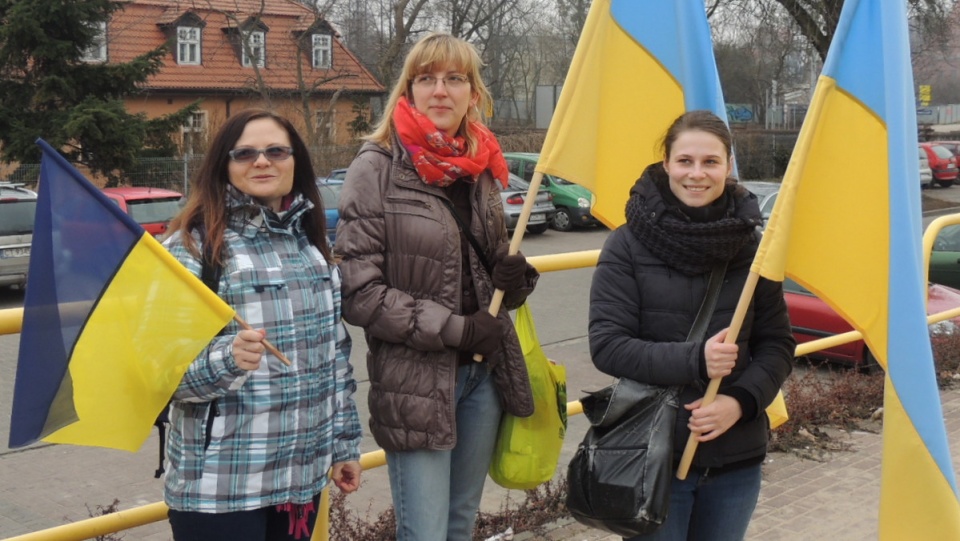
[328,477,570,540]
[495,130,547,153]
[769,362,884,453]
[931,331,960,387]
[473,478,569,540]
[329,490,396,541]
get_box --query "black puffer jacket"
[589,166,794,469]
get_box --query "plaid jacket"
[162,189,360,512]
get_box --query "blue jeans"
[386,363,503,541]
[625,463,762,541]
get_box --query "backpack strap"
[155,228,222,479]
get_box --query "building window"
[182,111,207,133]
[81,22,107,62]
[241,31,265,67]
[312,34,331,69]
[177,26,201,65]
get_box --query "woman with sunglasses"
[335,33,538,540]
[161,109,362,541]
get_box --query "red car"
[102,187,183,238]
[919,143,958,188]
[783,277,960,370]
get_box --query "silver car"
[0,183,37,288]
[501,173,556,235]
[740,180,780,228]
[920,145,934,188]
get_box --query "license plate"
[528,214,546,224]
[0,247,29,258]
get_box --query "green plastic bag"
[489,303,568,490]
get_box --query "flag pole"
[474,170,545,361]
[676,270,760,479]
[233,314,292,366]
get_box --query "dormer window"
[312,34,331,69]
[82,21,107,62]
[177,26,201,65]
[242,30,265,67]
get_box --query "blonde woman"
[336,33,538,540]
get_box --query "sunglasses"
[228,146,294,163]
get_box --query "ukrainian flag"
[752,1,960,537]
[8,140,234,452]
[536,0,728,228]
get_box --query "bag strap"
[438,197,494,275]
[685,262,728,342]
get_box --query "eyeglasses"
[228,146,294,163]
[412,74,470,89]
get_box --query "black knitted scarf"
[625,169,757,275]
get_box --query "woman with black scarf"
[588,110,795,541]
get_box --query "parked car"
[503,152,600,231]
[102,187,183,239]
[501,173,556,235]
[929,140,960,162]
[328,168,347,182]
[929,223,960,289]
[740,180,780,226]
[783,277,960,371]
[0,182,37,289]
[920,146,934,188]
[919,143,958,188]
[315,178,343,246]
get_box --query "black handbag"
[566,262,727,537]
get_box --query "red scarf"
[393,96,508,188]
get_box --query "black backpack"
[153,238,223,478]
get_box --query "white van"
[0,183,37,288]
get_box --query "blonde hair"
[365,33,492,156]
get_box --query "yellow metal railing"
[4,224,960,540]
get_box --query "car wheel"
[937,179,955,188]
[526,223,549,235]
[858,349,880,375]
[551,208,574,231]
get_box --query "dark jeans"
[168,493,322,541]
[625,463,762,541]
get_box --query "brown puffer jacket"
[336,140,537,452]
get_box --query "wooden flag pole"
[233,314,292,366]
[676,270,760,479]
[474,170,546,361]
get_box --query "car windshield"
[0,200,37,235]
[125,198,182,224]
[551,176,576,185]
[782,277,812,295]
[318,183,342,207]
[932,145,954,159]
[760,192,778,216]
[934,225,960,252]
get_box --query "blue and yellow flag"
[8,140,235,452]
[535,0,727,228]
[752,1,960,537]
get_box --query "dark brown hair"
[167,109,330,265]
[661,110,733,161]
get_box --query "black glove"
[459,310,505,356]
[491,244,527,292]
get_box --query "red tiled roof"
[109,0,383,94]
